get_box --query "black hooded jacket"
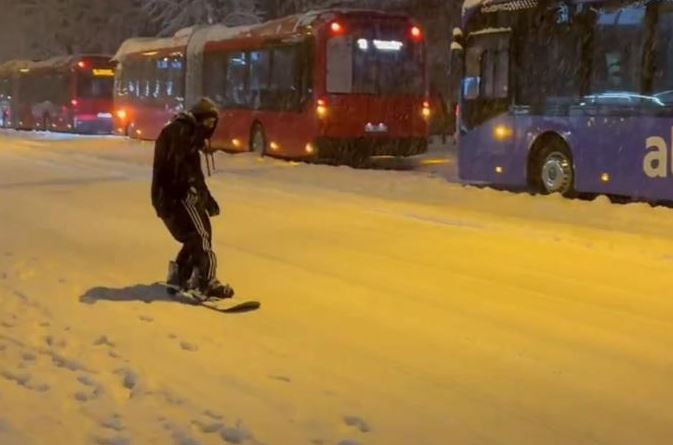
[151,100,218,218]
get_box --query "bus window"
[270,45,300,111]
[462,30,511,128]
[653,3,673,106]
[250,50,271,109]
[204,52,227,105]
[326,36,354,94]
[592,6,645,97]
[78,72,114,99]
[223,52,248,108]
[515,5,585,110]
[326,23,424,96]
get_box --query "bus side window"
[592,6,645,98]
[463,31,511,129]
[203,52,227,106]
[249,50,271,110]
[299,40,314,108]
[652,3,673,106]
[270,45,300,112]
[326,36,354,94]
[223,52,248,108]
[464,35,509,101]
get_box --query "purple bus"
[452,0,673,200]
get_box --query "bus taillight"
[116,109,127,120]
[316,99,328,118]
[71,99,79,107]
[422,101,431,120]
[77,61,87,69]
[411,26,423,41]
[330,22,344,35]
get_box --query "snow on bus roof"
[0,55,112,73]
[463,0,486,13]
[114,8,408,60]
[463,0,538,15]
[198,9,407,43]
[0,59,32,73]
[113,30,194,61]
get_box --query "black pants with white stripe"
[162,195,217,288]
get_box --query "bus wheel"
[250,123,267,156]
[532,140,576,197]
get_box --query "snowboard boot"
[202,279,235,300]
[166,261,181,295]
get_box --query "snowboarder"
[151,97,234,299]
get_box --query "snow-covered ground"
[1,131,673,445]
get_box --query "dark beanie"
[190,97,219,121]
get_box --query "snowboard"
[157,282,260,313]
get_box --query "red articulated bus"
[113,9,429,163]
[0,55,115,134]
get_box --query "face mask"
[202,117,217,129]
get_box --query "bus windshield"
[326,21,424,96]
[77,73,114,99]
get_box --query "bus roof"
[113,8,411,61]
[0,55,112,74]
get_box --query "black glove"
[206,195,220,217]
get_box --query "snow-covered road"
[1,131,673,445]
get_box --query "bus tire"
[530,137,577,198]
[250,123,268,157]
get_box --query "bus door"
[460,30,515,184]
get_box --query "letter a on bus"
[644,136,668,178]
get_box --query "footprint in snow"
[93,436,131,445]
[203,410,223,420]
[269,374,291,383]
[51,353,86,372]
[343,416,371,433]
[220,423,252,444]
[44,335,67,348]
[100,415,124,432]
[1,369,49,392]
[77,375,96,386]
[193,420,224,434]
[139,315,153,323]
[108,350,121,359]
[21,352,37,362]
[115,368,138,391]
[94,335,115,347]
[337,441,362,445]
[180,341,198,352]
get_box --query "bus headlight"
[494,125,513,140]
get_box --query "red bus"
[113,10,429,163]
[0,55,115,134]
